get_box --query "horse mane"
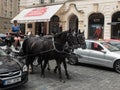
[54,31,68,38]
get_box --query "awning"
[107,22,120,25]
[11,4,63,23]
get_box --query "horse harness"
[24,37,71,57]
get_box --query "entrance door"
[69,15,78,31]
[49,15,60,34]
[20,23,25,34]
[35,22,47,36]
[111,11,120,39]
[88,13,104,39]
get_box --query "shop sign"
[93,19,100,22]
[25,7,47,17]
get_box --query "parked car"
[0,48,28,89]
[68,39,120,73]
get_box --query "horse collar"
[52,37,64,53]
[52,37,56,50]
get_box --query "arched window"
[111,11,120,39]
[88,13,104,39]
[69,15,78,32]
[49,15,60,34]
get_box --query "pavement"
[9,61,120,90]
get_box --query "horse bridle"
[51,32,75,53]
[77,34,85,45]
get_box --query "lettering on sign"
[25,7,47,17]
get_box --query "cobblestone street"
[10,61,120,90]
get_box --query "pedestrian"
[9,20,21,50]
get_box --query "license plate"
[4,77,21,86]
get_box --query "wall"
[60,0,120,39]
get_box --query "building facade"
[17,0,120,39]
[0,0,20,33]
[60,0,120,39]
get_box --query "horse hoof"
[47,68,50,71]
[54,69,57,73]
[41,74,45,78]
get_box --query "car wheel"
[67,57,78,65]
[114,60,120,73]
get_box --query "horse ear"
[79,29,81,34]
[82,30,85,34]
[69,28,72,33]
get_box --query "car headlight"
[23,65,28,72]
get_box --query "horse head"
[66,29,78,48]
[76,29,86,49]
[54,29,78,51]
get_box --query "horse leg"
[26,56,34,74]
[25,57,30,73]
[41,59,48,78]
[54,65,58,73]
[37,56,43,71]
[56,59,64,82]
[54,61,62,73]
[63,58,70,79]
[30,60,34,74]
[47,61,50,71]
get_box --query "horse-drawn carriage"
[19,29,86,81]
[1,29,86,82]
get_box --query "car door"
[74,40,91,63]
[88,41,109,66]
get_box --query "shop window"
[111,11,120,39]
[41,0,44,4]
[88,13,104,39]
[50,0,55,3]
[69,15,78,31]
[27,23,32,28]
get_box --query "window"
[10,11,12,17]
[27,23,32,28]
[50,0,55,3]
[41,0,44,4]
[91,42,103,51]
[4,22,7,29]
[4,10,7,17]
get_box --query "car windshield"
[0,49,7,56]
[101,42,120,51]
[109,41,120,49]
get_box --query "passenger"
[10,20,21,50]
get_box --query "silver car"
[69,39,120,73]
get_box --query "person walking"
[10,20,21,50]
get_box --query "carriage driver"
[10,20,21,50]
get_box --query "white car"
[68,39,120,73]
